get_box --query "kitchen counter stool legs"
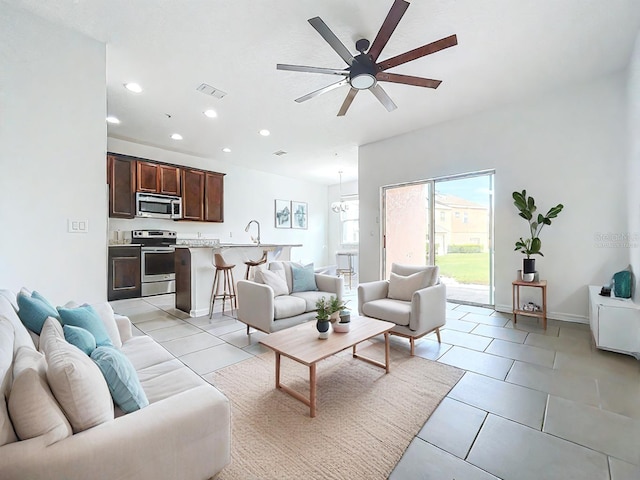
[209,253,237,319]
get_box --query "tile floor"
[109,294,640,480]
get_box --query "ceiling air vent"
[273,150,288,156]
[196,83,227,99]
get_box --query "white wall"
[108,139,329,266]
[0,5,107,304]
[359,72,629,321]
[628,31,640,300]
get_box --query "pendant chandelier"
[331,171,349,213]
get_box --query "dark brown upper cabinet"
[205,172,224,222]
[107,154,135,218]
[136,161,181,196]
[181,168,205,221]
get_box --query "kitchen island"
[174,243,301,317]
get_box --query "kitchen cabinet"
[107,155,135,218]
[182,168,205,220]
[136,161,181,196]
[108,246,141,300]
[588,285,640,359]
[175,247,192,313]
[205,172,224,222]
[181,169,225,222]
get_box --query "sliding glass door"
[383,171,494,306]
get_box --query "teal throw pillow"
[291,264,318,293]
[91,346,149,413]
[57,305,113,347]
[17,291,61,334]
[63,325,97,355]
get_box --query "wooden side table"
[512,279,547,329]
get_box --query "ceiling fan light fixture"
[350,73,376,90]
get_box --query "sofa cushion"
[57,304,114,348]
[91,346,149,413]
[137,359,204,403]
[254,269,288,297]
[0,319,17,446]
[39,318,114,433]
[63,325,97,355]
[362,298,411,326]
[388,271,427,302]
[16,290,60,335]
[290,291,335,313]
[273,296,307,320]
[291,264,318,293]
[120,335,175,371]
[8,347,72,444]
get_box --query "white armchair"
[358,263,446,355]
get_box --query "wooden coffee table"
[259,315,394,417]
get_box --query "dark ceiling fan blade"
[308,17,355,66]
[367,0,410,62]
[337,88,358,116]
[277,64,349,76]
[376,72,442,88]
[370,84,397,112]
[295,78,348,103]
[377,34,458,72]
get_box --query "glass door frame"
[381,169,495,306]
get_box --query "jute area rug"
[210,341,463,480]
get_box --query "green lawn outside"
[436,253,490,285]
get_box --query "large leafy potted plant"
[512,190,564,278]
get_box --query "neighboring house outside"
[434,193,489,254]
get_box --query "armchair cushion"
[388,271,428,301]
[273,296,306,320]
[361,299,411,326]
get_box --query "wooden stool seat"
[210,253,237,318]
[244,251,268,280]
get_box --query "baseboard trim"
[494,304,588,324]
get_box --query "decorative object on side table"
[315,297,331,339]
[512,189,564,278]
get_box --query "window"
[340,199,359,245]
[463,212,468,224]
[440,211,445,221]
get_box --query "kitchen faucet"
[244,220,260,245]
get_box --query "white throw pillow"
[254,269,289,297]
[388,271,427,302]
[0,319,17,446]
[39,318,114,433]
[8,347,72,444]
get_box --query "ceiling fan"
[277,0,458,116]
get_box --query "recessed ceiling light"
[259,129,270,136]
[106,116,120,124]
[124,82,142,93]
[222,147,231,153]
[203,109,217,118]
[170,133,183,140]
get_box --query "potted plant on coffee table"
[512,190,564,280]
[327,296,351,333]
[315,297,331,339]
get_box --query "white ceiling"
[6,0,640,184]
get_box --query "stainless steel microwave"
[135,192,182,220]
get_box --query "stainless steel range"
[132,230,177,297]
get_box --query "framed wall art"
[274,199,291,228]
[291,201,308,229]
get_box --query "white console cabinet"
[588,286,640,359]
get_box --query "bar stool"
[244,250,268,280]
[209,253,237,319]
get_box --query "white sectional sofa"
[0,290,230,480]
[237,261,344,333]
